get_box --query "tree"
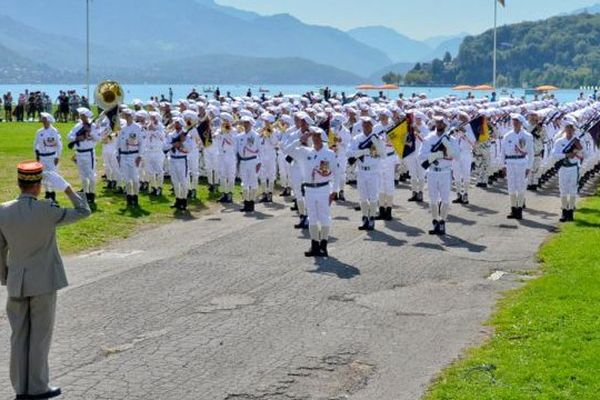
[443,51,452,63]
[382,72,402,85]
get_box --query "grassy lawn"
[425,195,600,399]
[0,122,239,254]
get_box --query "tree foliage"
[405,13,600,88]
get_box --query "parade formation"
[30,85,600,258]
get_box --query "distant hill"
[347,26,431,63]
[0,0,391,77]
[118,54,364,84]
[423,36,466,61]
[423,33,469,49]
[0,43,78,83]
[405,12,600,88]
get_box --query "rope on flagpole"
[493,0,498,89]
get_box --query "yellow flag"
[328,129,336,146]
[386,117,414,158]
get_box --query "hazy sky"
[216,0,599,39]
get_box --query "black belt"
[38,152,56,157]
[171,155,187,159]
[506,155,526,160]
[303,182,330,188]
[76,148,93,153]
[387,151,396,157]
[119,150,139,155]
[239,156,258,161]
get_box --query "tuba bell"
[94,80,124,133]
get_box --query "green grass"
[425,196,600,399]
[0,122,240,254]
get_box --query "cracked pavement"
[0,180,573,399]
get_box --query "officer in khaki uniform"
[0,161,91,400]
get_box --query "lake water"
[0,83,592,105]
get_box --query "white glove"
[42,171,70,191]
[428,151,443,163]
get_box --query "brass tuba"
[94,80,124,110]
[94,80,124,133]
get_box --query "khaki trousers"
[6,292,56,396]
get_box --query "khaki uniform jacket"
[0,191,91,298]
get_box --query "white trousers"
[145,152,165,188]
[219,157,237,192]
[305,186,332,226]
[558,166,579,196]
[357,170,380,202]
[239,160,259,190]
[75,150,96,193]
[379,156,397,195]
[506,163,528,194]
[39,155,58,192]
[170,157,189,199]
[405,153,425,192]
[453,153,473,193]
[119,154,140,195]
[427,169,452,204]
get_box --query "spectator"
[16,93,26,122]
[3,92,13,122]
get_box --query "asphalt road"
[0,179,574,400]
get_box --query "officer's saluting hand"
[0,161,91,400]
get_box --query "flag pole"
[493,0,498,88]
[86,0,90,100]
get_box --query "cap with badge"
[17,161,43,184]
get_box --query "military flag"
[469,115,490,143]
[386,114,415,158]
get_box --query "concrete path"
[0,179,572,399]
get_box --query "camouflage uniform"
[473,140,491,185]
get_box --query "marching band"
[38,90,600,256]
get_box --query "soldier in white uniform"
[236,116,262,213]
[1,161,91,400]
[551,117,588,222]
[348,117,385,231]
[329,113,351,201]
[143,112,166,196]
[117,109,144,207]
[99,118,120,192]
[419,116,460,235]
[166,118,193,211]
[258,113,278,203]
[500,114,534,220]
[285,127,337,257]
[285,113,310,229]
[407,112,427,202]
[215,113,237,203]
[182,110,201,199]
[67,107,101,206]
[276,115,293,197]
[34,113,62,202]
[452,112,476,204]
[375,109,397,220]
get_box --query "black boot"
[133,195,139,207]
[438,220,446,235]
[385,207,393,221]
[429,220,440,235]
[319,240,328,257]
[240,200,249,212]
[249,200,255,212]
[376,206,385,220]
[338,190,346,201]
[187,190,193,199]
[516,207,523,220]
[171,198,181,209]
[416,192,424,202]
[452,194,463,204]
[87,193,96,205]
[507,207,517,219]
[408,192,419,202]
[367,217,375,231]
[559,209,568,222]
[304,240,321,257]
[358,216,369,231]
[258,193,268,203]
[267,192,273,203]
[290,199,298,211]
[180,198,188,211]
[126,195,132,207]
[568,209,574,221]
[218,193,229,203]
[294,215,307,229]
[45,191,53,200]
[462,193,469,205]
